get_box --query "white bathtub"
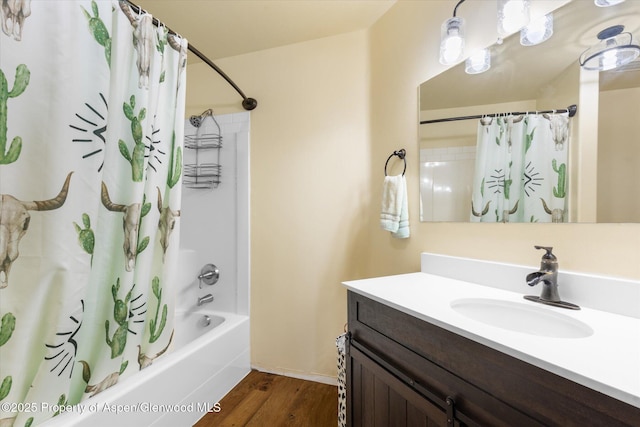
[42,309,250,427]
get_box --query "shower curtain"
[0,1,187,425]
[470,112,570,223]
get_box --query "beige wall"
[186,31,372,382]
[185,0,640,381]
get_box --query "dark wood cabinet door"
[348,343,453,427]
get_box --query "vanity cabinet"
[346,291,640,427]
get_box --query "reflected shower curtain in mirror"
[470,113,570,223]
[0,1,187,425]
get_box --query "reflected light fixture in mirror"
[594,0,626,7]
[497,0,530,37]
[579,25,640,71]
[465,48,491,74]
[520,13,553,46]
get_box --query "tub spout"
[198,294,214,306]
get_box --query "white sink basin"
[450,298,594,339]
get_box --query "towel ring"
[384,149,407,176]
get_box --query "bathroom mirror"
[419,0,640,223]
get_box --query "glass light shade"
[520,13,553,46]
[594,0,625,7]
[579,26,640,71]
[465,49,491,74]
[497,0,530,37]
[440,17,465,65]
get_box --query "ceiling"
[134,0,396,61]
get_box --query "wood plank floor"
[194,370,338,427]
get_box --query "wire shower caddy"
[184,109,222,189]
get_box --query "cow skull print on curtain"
[0,1,187,425]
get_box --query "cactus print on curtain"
[0,1,187,425]
[470,112,570,223]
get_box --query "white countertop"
[343,272,640,408]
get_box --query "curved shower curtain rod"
[124,0,258,111]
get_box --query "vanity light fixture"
[465,48,491,74]
[579,25,640,71]
[520,13,553,46]
[497,0,530,37]
[439,0,466,65]
[594,0,625,6]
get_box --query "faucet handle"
[198,263,220,288]
[534,245,556,261]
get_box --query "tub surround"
[179,112,251,316]
[343,253,640,410]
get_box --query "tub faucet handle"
[198,263,220,288]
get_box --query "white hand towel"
[380,175,402,232]
[380,175,405,234]
[392,176,410,239]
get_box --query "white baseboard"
[250,364,338,386]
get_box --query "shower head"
[189,116,202,127]
[189,109,214,127]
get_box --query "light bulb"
[443,35,463,62]
[521,13,553,46]
[601,49,619,70]
[440,17,465,65]
[498,0,530,36]
[465,49,491,74]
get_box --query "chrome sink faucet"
[524,246,580,310]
